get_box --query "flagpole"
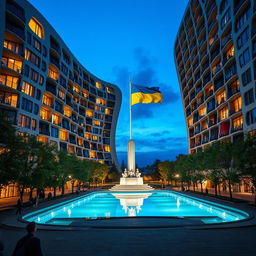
[129,79,132,140]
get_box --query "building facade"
[0,0,122,184]
[174,0,256,154]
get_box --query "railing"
[1,58,22,73]
[6,3,25,22]
[231,124,243,133]
[234,0,245,14]
[6,23,25,40]
[228,87,240,98]
[50,57,60,69]
[229,108,241,116]
[221,34,232,48]
[208,19,217,32]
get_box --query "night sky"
[29,0,189,167]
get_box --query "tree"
[158,161,175,186]
[236,134,256,204]
[92,163,109,185]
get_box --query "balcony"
[231,124,243,133]
[229,107,242,116]
[214,80,224,91]
[234,0,246,14]
[213,65,222,76]
[1,58,22,73]
[210,49,219,63]
[207,3,216,18]
[5,22,25,40]
[221,34,232,48]
[208,19,217,33]
[225,65,236,81]
[46,83,56,96]
[228,87,240,98]
[210,134,218,141]
[50,57,60,69]
[6,2,25,22]
[205,90,214,100]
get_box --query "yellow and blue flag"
[131,84,162,106]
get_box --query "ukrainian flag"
[131,84,162,106]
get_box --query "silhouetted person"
[0,240,4,256]
[16,198,22,216]
[12,222,43,256]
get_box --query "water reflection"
[112,193,152,217]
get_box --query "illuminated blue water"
[23,191,249,225]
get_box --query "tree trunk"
[214,184,217,196]
[218,184,221,195]
[71,181,74,194]
[228,179,232,199]
[193,183,195,191]
[19,186,25,201]
[53,187,56,197]
[29,187,34,200]
[200,182,203,192]
[61,184,65,195]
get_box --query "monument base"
[120,177,144,185]
[110,177,154,192]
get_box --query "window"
[230,96,242,113]
[235,8,250,32]
[64,106,71,117]
[104,145,110,152]
[59,75,66,88]
[40,107,51,121]
[30,69,39,82]
[219,106,228,120]
[51,113,61,125]
[55,101,63,113]
[86,109,93,117]
[216,90,226,105]
[21,81,35,97]
[242,68,251,86]
[61,63,68,76]
[42,93,53,107]
[21,97,33,113]
[48,67,58,80]
[237,27,249,50]
[36,89,41,100]
[28,17,44,39]
[18,114,31,128]
[33,37,41,52]
[77,138,83,146]
[239,48,250,68]
[34,103,39,115]
[58,89,65,100]
[32,119,37,130]
[3,40,20,54]
[0,75,19,89]
[24,64,30,77]
[59,129,68,141]
[51,127,59,138]
[232,115,243,129]
[42,46,47,57]
[220,0,228,14]
[41,60,46,72]
[25,49,40,67]
[27,31,32,44]
[39,75,44,85]
[1,57,22,73]
[0,92,18,107]
[246,108,256,125]
[221,8,231,29]
[89,151,97,158]
[244,89,254,106]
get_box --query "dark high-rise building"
[174,0,256,153]
[0,0,122,167]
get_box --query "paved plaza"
[1,190,256,256]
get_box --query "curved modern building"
[174,0,256,153]
[0,0,122,167]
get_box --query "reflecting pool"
[23,191,249,225]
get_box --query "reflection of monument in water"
[113,193,152,216]
[110,80,154,191]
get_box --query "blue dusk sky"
[29,0,189,167]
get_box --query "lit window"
[231,96,242,112]
[233,115,243,128]
[92,135,98,141]
[38,136,48,143]
[48,67,59,80]
[1,57,22,73]
[82,89,88,98]
[18,114,31,128]
[219,106,228,120]
[59,129,68,141]
[96,98,106,105]
[199,106,206,116]
[93,120,101,126]
[201,120,208,130]
[86,109,93,117]
[42,93,53,106]
[64,106,71,117]
[85,133,91,140]
[3,40,20,54]
[40,107,51,121]
[216,90,226,105]
[32,119,37,130]
[58,89,65,100]
[89,150,97,158]
[96,81,102,89]
[0,75,18,89]
[74,84,80,93]
[104,145,110,152]
[68,145,75,154]
[187,116,193,126]
[77,138,83,146]
[28,17,44,39]
[21,82,35,97]
[52,113,61,125]
[0,92,18,107]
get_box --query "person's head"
[26,222,37,234]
